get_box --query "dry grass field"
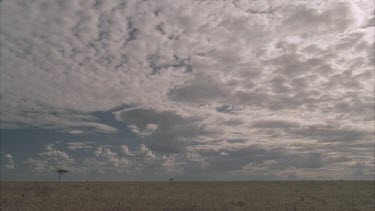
[1,181,374,211]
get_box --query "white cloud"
[66,142,93,151]
[143,123,159,135]
[4,154,15,169]
[96,148,130,168]
[24,144,75,173]
[24,158,49,174]
[1,0,374,179]
[136,144,156,159]
[68,130,85,135]
[120,145,134,156]
[127,123,158,137]
[2,0,372,129]
[162,155,182,173]
[120,144,156,159]
[127,124,140,135]
[84,143,169,176]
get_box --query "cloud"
[289,125,372,143]
[0,104,118,133]
[222,118,243,126]
[1,0,195,131]
[83,143,161,176]
[119,144,157,160]
[1,0,374,180]
[94,146,131,169]
[198,146,325,173]
[127,123,158,137]
[162,155,181,173]
[216,104,242,114]
[169,72,230,104]
[282,2,354,35]
[66,142,93,151]
[114,108,206,153]
[24,144,75,173]
[23,158,49,174]
[226,139,248,144]
[351,161,375,179]
[120,145,134,157]
[4,154,15,169]
[252,120,300,129]
[136,144,156,159]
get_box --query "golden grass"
[1,181,374,210]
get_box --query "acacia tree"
[56,169,69,182]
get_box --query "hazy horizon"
[1,0,374,181]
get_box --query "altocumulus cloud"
[0,0,374,180]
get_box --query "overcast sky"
[1,0,374,181]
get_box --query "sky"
[0,0,374,181]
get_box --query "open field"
[1,181,374,211]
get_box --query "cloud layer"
[1,0,374,180]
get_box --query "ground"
[1,181,374,210]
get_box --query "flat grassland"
[1,181,374,211]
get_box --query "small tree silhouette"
[56,169,69,182]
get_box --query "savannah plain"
[1,181,374,211]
